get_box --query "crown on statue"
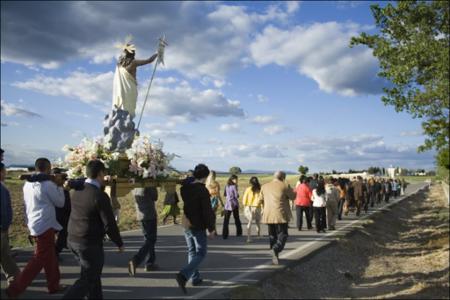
[115,34,136,53]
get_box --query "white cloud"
[249,22,385,96]
[147,129,191,142]
[218,122,240,132]
[143,122,192,142]
[251,115,275,124]
[13,72,244,121]
[216,143,285,158]
[140,77,244,121]
[286,1,301,14]
[263,125,286,135]
[12,72,113,106]
[1,100,42,117]
[2,2,299,80]
[291,135,434,170]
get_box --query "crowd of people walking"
[0,149,409,298]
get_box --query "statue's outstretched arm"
[134,53,158,67]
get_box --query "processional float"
[21,35,182,200]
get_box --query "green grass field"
[4,171,432,248]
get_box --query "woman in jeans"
[176,164,216,294]
[222,175,243,239]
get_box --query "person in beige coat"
[258,171,296,265]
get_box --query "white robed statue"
[112,36,158,119]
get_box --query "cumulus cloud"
[12,72,113,106]
[218,122,240,132]
[292,135,434,170]
[143,123,192,142]
[147,129,191,142]
[1,2,298,79]
[249,22,385,96]
[216,144,285,159]
[263,124,287,135]
[13,72,244,121]
[250,115,275,124]
[1,100,42,117]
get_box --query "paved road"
[1,182,427,299]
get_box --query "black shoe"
[145,263,159,271]
[271,249,279,265]
[176,272,187,294]
[192,279,203,286]
[298,227,302,231]
[128,260,137,276]
[307,226,313,230]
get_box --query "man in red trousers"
[6,158,66,298]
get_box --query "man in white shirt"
[7,158,66,298]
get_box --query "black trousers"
[222,208,242,239]
[55,227,68,254]
[295,206,312,229]
[133,219,157,267]
[63,242,104,300]
[268,223,288,255]
[337,198,345,220]
[313,207,327,232]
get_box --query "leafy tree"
[229,166,242,175]
[367,166,381,174]
[436,148,450,170]
[298,165,309,175]
[350,1,449,153]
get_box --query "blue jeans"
[179,229,207,283]
[132,219,157,267]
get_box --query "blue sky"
[0,1,435,172]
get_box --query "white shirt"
[85,178,101,189]
[23,179,65,236]
[312,189,326,207]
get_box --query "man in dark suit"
[63,160,124,300]
[52,168,71,259]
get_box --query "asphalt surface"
[1,182,427,299]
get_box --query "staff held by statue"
[137,35,168,131]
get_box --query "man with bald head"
[258,171,296,265]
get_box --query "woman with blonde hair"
[242,176,262,242]
[206,171,223,218]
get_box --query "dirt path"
[232,184,449,299]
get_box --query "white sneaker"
[271,249,279,265]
